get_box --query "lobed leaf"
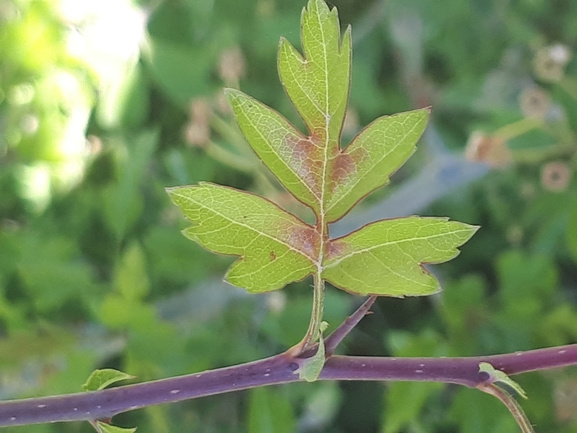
[225,89,319,212]
[324,109,429,222]
[227,0,351,219]
[322,217,478,296]
[227,0,428,223]
[171,0,477,301]
[167,183,319,293]
[277,0,351,141]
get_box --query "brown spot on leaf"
[286,224,320,260]
[284,135,323,196]
[270,251,277,261]
[331,152,356,190]
[325,239,350,261]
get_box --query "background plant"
[0,0,576,432]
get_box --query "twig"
[1,340,577,427]
[324,295,377,355]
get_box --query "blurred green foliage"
[1,0,577,432]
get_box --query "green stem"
[210,113,258,160]
[292,267,325,355]
[478,384,535,433]
[311,273,326,341]
[293,217,328,354]
[204,140,254,173]
[559,76,577,100]
[494,117,542,142]
[253,170,283,199]
[209,115,282,196]
[510,141,575,164]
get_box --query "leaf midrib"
[324,227,470,269]
[238,97,320,204]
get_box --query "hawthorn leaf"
[227,0,428,223]
[170,0,478,309]
[324,109,428,222]
[167,183,319,293]
[227,0,347,218]
[322,217,479,296]
[278,0,351,139]
[225,89,319,212]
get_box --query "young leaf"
[478,362,528,399]
[323,217,478,296]
[297,321,329,382]
[94,421,137,433]
[83,369,135,392]
[167,183,319,293]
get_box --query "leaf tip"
[223,87,241,102]
[463,223,481,240]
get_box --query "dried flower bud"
[465,131,512,168]
[519,86,550,120]
[533,44,572,82]
[218,46,246,85]
[184,98,212,147]
[541,161,572,192]
[184,123,211,147]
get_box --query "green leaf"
[82,369,135,392]
[278,0,351,138]
[449,387,521,433]
[227,0,428,223]
[323,109,428,222]
[94,421,137,433]
[496,250,557,321]
[225,88,320,213]
[114,242,150,302]
[247,387,296,433]
[382,329,446,433]
[102,130,158,240]
[167,182,319,293]
[323,217,478,296]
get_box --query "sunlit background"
[1,0,577,432]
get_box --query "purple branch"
[1,344,577,428]
[321,344,577,386]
